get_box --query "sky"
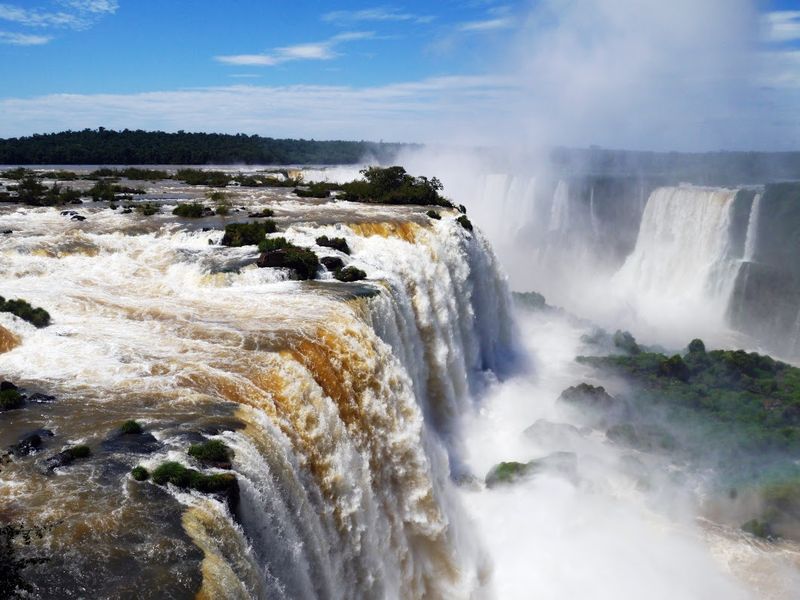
[0,0,799,150]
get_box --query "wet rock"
[60,210,77,216]
[320,256,344,271]
[101,431,161,455]
[485,452,579,488]
[70,215,86,222]
[523,419,584,445]
[42,445,91,472]
[27,392,56,403]
[10,429,54,457]
[1,229,11,235]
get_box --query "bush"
[0,296,50,327]
[256,241,320,280]
[334,266,367,282]
[120,420,143,435]
[172,202,206,218]
[316,235,350,254]
[338,166,452,207]
[66,445,91,459]
[426,210,441,220]
[613,330,641,355]
[221,221,277,246]
[151,461,236,494]
[131,466,150,481]
[248,208,274,218]
[688,339,706,354]
[659,355,690,382]
[456,215,473,231]
[175,169,231,187]
[136,203,159,216]
[188,440,231,464]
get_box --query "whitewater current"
[0,187,514,599]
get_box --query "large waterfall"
[0,198,515,598]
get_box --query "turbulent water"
[0,182,515,599]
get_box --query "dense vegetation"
[257,237,320,279]
[578,336,800,539]
[338,166,451,206]
[0,296,51,328]
[0,129,410,165]
[221,222,277,247]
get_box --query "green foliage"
[0,388,24,411]
[688,338,706,354]
[248,208,274,218]
[294,181,339,198]
[0,295,51,327]
[257,238,320,279]
[456,215,473,231]
[131,466,150,481]
[188,440,232,464]
[659,354,690,382]
[88,179,145,201]
[339,166,452,207]
[2,167,31,180]
[151,461,236,494]
[315,236,350,254]
[0,129,410,165]
[334,266,367,282]
[172,202,207,218]
[741,519,774,539]
[175,169,231,187]
[425,210,441,220]
[258,236,292,252]
[613,330,641,355]
[221,221,276,246]
[136,203,159,216]
[485,461,533,488]
[120,420,143,435]
[16,175,47,204]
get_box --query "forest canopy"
[0,128,413,165]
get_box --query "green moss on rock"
[221,221,277,247]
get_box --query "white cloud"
[0,76,513,141]
[322,7,434,24]
[0,30,51,44]
[215,31,374,68]
[762,11,800,43]
[0,0,117,31]
[458,17,513,32]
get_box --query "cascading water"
[742,193,762,263]
[611,186,743,343]
[0,193,516,599]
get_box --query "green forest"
[0,128,413,165]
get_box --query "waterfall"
[742,193,762,262]
[613,186,742,336]
[589,185,599,237]
[548,180,570,233]
[0,202,515,598]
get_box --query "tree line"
[0,128,414,165]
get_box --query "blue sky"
[0,0,799,150]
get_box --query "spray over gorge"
[3,0,800,598]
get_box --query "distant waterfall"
[743,193,762,262]
[613,186,742,329]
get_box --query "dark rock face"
[101,432,162,455]
[257,249,291,269]
[71,215,86,222]
[523,419,584,445]
[320,256,345,271]
[42,451,75,471]
[10,429,54,457]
